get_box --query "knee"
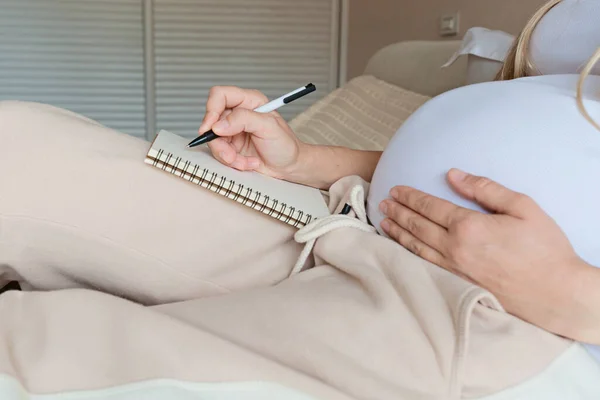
[0,101,76,146]
[0,101,100,131]
[0,101,38,122]
[0,101,57,132]
[0,101,32,141]
[0,100,53,117]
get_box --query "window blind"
[0,0,341,140]
[153,0,340,138]
[0,0,147,138]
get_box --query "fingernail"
[379,201,388,215]
[213,119,229,133]
[450,168,468,182]
[381,219,390,232]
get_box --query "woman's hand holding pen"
[200,85,383,190]
[198,86,305,180]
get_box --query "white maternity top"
[367,74,600,361]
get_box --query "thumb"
[447,169,537,217]
[211,108,280,140]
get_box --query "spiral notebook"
[145,130,331,228]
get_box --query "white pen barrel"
[255,97,286,113]
[254,86,308,114]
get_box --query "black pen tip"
[187,132,215,148]
[187,138,201,148]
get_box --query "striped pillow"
[289,75,430,151]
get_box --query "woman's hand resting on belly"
[379,168,600,345]
[200,85,600,346]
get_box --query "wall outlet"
[440,12,460,37]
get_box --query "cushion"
[289,76,430,151]
[364,41,466,97]
[443,27,515,84]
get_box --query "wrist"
[558,259,600,344]
[280,142,382,190]
[281,142,331,189]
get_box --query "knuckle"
[250,89,268,102]
[387,222,401,241]
[384,200,399,217]
[447,215,482,264]
[391,186,415,204]
[232,107,249,117]
[406,238,423,255]
[453,214,482,238]
[229,108,251,122]
[413,194,433,214]
[223,111,237,124]
[518,193,533,203]
[513,193,535,209]
[208,86,224,97]
[222,111,243,131]
[449,244,470,265]
[406,215,422,235]
[469,176,493,189]
[389,224,406,245]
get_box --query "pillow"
[289,76,430,151]
[443,27,515,84]
[364,41,467,97]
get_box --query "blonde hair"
[578,48,600,131]
[496,0,599,131]
[495,0,562,80]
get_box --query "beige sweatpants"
[0,101,589,400]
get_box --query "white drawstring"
[290,185,376,276]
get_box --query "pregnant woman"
[1,0,599,399]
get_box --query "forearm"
[285,143,382,190]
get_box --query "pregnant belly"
[367,76,600,267]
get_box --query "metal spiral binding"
[150,149,313,227]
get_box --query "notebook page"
[149,130,331,220]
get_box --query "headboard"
[364,40,467,97]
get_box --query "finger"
[380,200,449,254]
[203,86,268,127]
[380,218,446,267]
[211,108,281,140]
[207,138,236,164]
[390,186,470,228]
[199,108,233,135]
[447,169,540,218]
[229,154,261,172]
[199,110,220,134]
[381,218,474,284]
[207,138,261,171]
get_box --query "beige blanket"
[0,101,597,400]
